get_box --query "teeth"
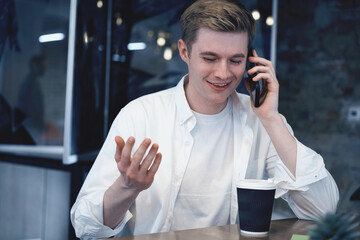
[213,83,227,87]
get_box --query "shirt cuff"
[72,190,133,239]
[273,139,328,198]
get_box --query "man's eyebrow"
[199,51,246,58]
[199,51,218,57]
[232,53,246,58]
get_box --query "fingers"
[148,153,162,175]
[116,136,161,174]
[117,136,135,171]
[252,48,258,57]
[131,138,152,166]
[248,65,272,76]
[115,136,162,192]
[130,139,161,173]
[139,143,160,173]
[248,50,274,72]
[252,72,272,83]
[247,50,277,88]
[248,60,275,77]
[115,136,125,164]
[246,50,279,113]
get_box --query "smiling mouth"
[207,81,231,87]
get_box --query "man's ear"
[178,39,189,63]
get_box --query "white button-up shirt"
[70,76,339,239]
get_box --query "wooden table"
[111,218,314,240]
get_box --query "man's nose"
[214,60,232,79]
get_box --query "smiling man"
[179,28,247,114]
[70,0,339,239]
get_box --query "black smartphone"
[246,49,267,107]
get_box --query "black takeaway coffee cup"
[236,179,276,236]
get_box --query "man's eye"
[230,60,242,64]
[203,57,216,62]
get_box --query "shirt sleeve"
[70,190,133,239]
[69,134,134,239]
[271,139,329,195]
[70,104,139,239]
[266,117,339,220]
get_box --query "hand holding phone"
[246,49,268,107]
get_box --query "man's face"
[179,27,248,114]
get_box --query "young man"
[71,0,339,238]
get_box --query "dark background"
[0,0,359,239]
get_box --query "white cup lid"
[236,179,275,190]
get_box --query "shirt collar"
[230,91,248,126]
[174,75,195,126]
[174,75,250,127]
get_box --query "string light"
[116,17,123,26]
[266,16,274,26]
[83,32,88,44]
[163,47,172,60]
[252,10,261,20]
[157,37,166,47]
[39,33,65,43]
[127,42,146,51]
[97,0,103,8]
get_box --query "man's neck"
[183,77,228,115]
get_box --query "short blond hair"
[180,0,255,54]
